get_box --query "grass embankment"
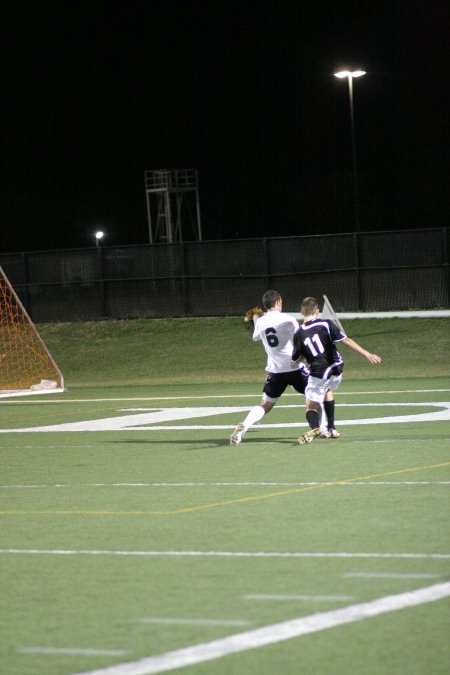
[38,317,450,388]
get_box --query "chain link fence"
[1,228,448,322]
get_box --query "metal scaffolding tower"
[144,169,202,244]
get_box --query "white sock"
[243,405,266,430]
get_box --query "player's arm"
[252,317,262,342]
[340,336,382,364]
[292,350,308,364]
[291,332,304,362]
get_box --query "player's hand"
[244,306,264,322]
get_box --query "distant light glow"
[334,70,366,78]
[95,231,104,240]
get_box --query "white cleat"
[230,423,246,446]
[298,428,322,445]
[320,428,340,438]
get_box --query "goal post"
[321,295,345,332]
[0,266,64,398]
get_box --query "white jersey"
[253,310,301,373]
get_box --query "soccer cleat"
[230,423,246,446]
[320,430,331,438]
[328,428,340,438]
[297,428,322,445]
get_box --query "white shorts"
[305,374,343,403]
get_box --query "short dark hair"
[301,296,319,314]
[262,289,281,310]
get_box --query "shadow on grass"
[108,436,299,447]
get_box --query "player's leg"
[298,377,326,445]
[289,370,326,444]
[323,375,342,438]
[321,390,338,438]
[231,372,283,446]
[298,400,323,445]
[319,399,329,437]
[291,370,328,438]
[230,398,275,446]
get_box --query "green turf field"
[1,317,449,674]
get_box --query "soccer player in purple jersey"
[292,297,382,445]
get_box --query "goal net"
[0,266,64,398]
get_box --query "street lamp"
[95,231,104,248]
[334,69,366,231]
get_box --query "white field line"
[1,549,450,560]
[344,572,443,579]
[130,618,251,627]
[0,445,95,449]
[243,594,356,602]
[1,402,449,432]
[1,481,449,489]
[121,402,449,409]
[0,388,65,399]
[1,388,449,404]
[73,582,450,675]
[120,402,448,410]
[19,648,128,656]
[100,424,450,430]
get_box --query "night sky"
[1,1,448,253]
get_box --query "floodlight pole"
[334,70,366,232]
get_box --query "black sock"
[324,400,335,430]
[306,409,321,430]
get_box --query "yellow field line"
[1,461,449,517]
[165,460,450,514]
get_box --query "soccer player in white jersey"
[292,296,382,446]
[230,289,311,446]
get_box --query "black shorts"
[263,369,308,401]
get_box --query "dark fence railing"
[1,228,448,322]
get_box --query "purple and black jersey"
[292,319,346,379]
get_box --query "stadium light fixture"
[334,70,366,78]
[334,69,366,231]
[95,231,104,248]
